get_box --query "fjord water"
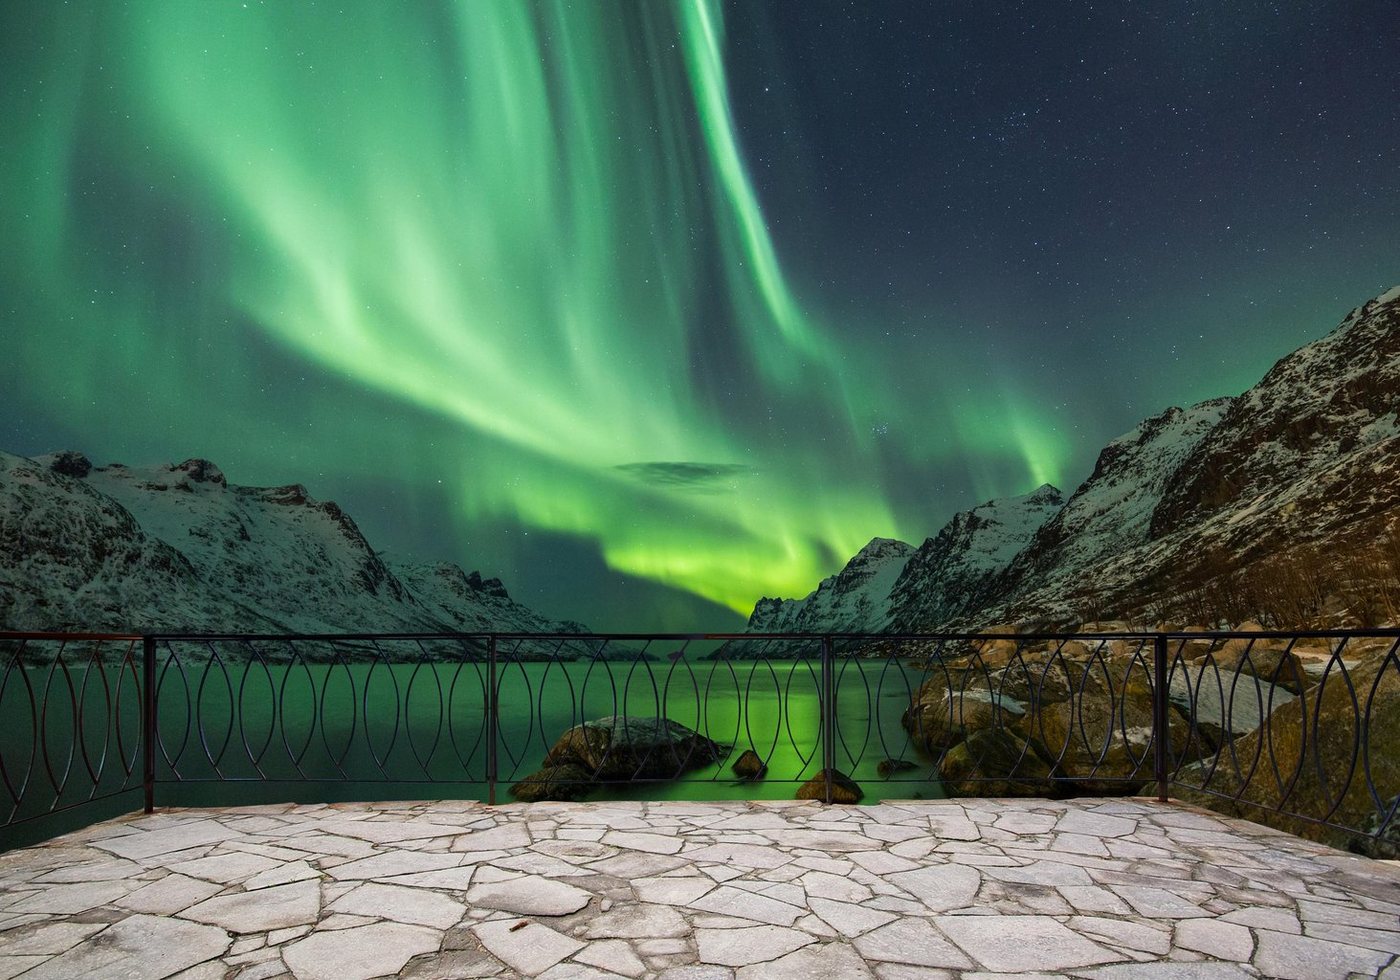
[2,652,943,846]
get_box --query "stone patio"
[1,798,1398,979]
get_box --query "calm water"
[2,655,943,847]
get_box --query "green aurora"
[1,1,1068,618]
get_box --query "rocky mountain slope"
[887,485,1065,631]
[727,487,1063,654]
[0,450,586,637]
[740,284,1400,636]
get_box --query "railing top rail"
[4,628,1399,643]
[0,632,143,642]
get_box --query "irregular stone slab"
[0,921,107,955]
[801,871,871,903]
[584,902,689,939]
[283,921,441,980]
[981,860,1092,887]
[1111,885,1208,918]
[375,866,477,891]
[92,820,240,860]
[1252,929,1393,980]
[736,941,875,979]
[588,852,692,879]
[465,875,592,916]
[574,938,648,977]
[692,886,805,926]
[6,880,133,914]
[15,913,230,980]
[330,882,466,929]
[170,851,281,884]
[33,857,144,883]
[1055,809,1138,838]
[778,831,879,853]
[325,850,462,880]
[1070,915,1171,955]
[633,876,716,906]
[1175,918,1255,961]
[316,819,466,843]
[853,918,974,970]
[1080,966,1255,979]
[934,914,1120,972]
[887,864,981,912]
[654,968,735,980]
[451,823,533,852]
[682,843,792,870]
[473,918,584,976]
[180,879,320,934]
[601,831,685,855]
[244,859,321,890]
[807,896,897,938]
[697,925,814,967]
[531,839,617,862]
[117,874,224,915]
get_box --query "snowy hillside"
[744,283,1400,636]
[745,537,915,637]
[0,451,585,638]
[887,485,1064,630]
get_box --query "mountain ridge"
[0,450,585,637]
[738,284,1400,636]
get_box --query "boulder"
[796,769,863,803]
[1210,641,1308,694]
[903,673,1027,753]
[1174,649,1400,853]
[509,716,726,802]
[509,763,595,803]
[877,758,919,778]
[732,749,767,780]
[939,729,1057,797]
[904,644,1208,795]
[542,716,725,779]
[1024,675,1175,793]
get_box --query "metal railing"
[2,629,1397,857]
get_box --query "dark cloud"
[613,462,756,494]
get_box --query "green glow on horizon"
[1,1,1068,616]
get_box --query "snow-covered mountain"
[725,487,1063,654]
[746,537,915,634]
[739,284,1400,636]
[0,450,586,638]
[887,485,1064,631]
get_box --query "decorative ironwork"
[2,628,1397,857]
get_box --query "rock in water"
[877,758,918,778]
[732,749,767,779]
[796,769,863,803]
[510,716,726,801]
[509,764,595,803]
[543,716,726,778]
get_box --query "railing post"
[142,635,156,814]
[487,635,498,805]
[821,635,835,805]
[1153,633,1169,803]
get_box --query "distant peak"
[1026,483,1063,504]
[1370,283,1400,307]
[855,536,914,558]
[170,458,226,486]
[45,451,92,479]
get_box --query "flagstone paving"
[1,798,1397,979]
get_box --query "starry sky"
[2,1,1397,631]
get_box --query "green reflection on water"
[2,656,943,848]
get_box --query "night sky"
[2,1,1397,630]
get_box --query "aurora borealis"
[2,2,1397,629]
